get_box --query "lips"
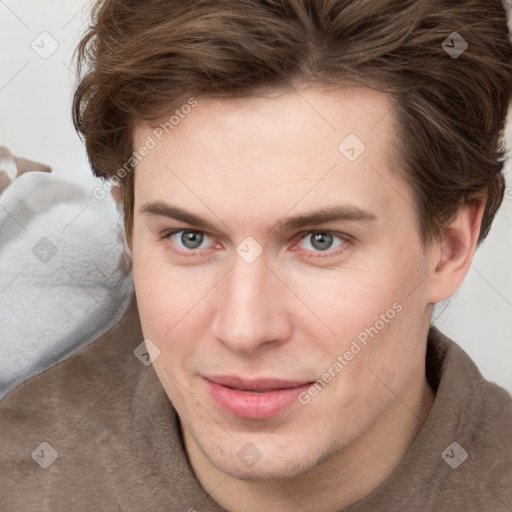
[203,375,314,419]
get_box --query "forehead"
[132,86,414,231]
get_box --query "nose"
[211,253,292,354]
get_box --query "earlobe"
[427,197,485,304]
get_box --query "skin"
[131,86,484,511]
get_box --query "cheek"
[307,303,422,444]
[328,292,425,418]
[132,246,162,335]
[288,265,404,345]
[131,241,187,346]
[292,255,426,399]
[134,269,188,342]
[132,246,216,366]
[132,253,204,408]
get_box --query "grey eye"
[180,230,204,249]
[298,231,345,253]
[310,232,334,251]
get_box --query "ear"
[111,185,133,272]
[111,185,122,205]
[425,196,486,305]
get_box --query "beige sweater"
[1,299,510,511]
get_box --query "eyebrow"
[272,205,378,232]
[139,201,378,233]
[140,202,222,233]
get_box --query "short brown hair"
[73,0,512,246]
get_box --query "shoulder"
[426,327,512,509]
[0,299,145,508]
[349,327,512,512]
[1,298,143,418]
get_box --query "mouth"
[203,375,314,419]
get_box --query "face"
[131,86,435,480]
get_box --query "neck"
[183,358,435,512]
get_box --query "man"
[1,0,511,510]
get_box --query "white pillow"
[0,170,133,399]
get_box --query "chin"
[201,435,337,481]
[217,457,313,481]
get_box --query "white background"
[0,1,511,392]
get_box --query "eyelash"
[160,229,217,259]
[160,229,350,259]
[293,230,349,259]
